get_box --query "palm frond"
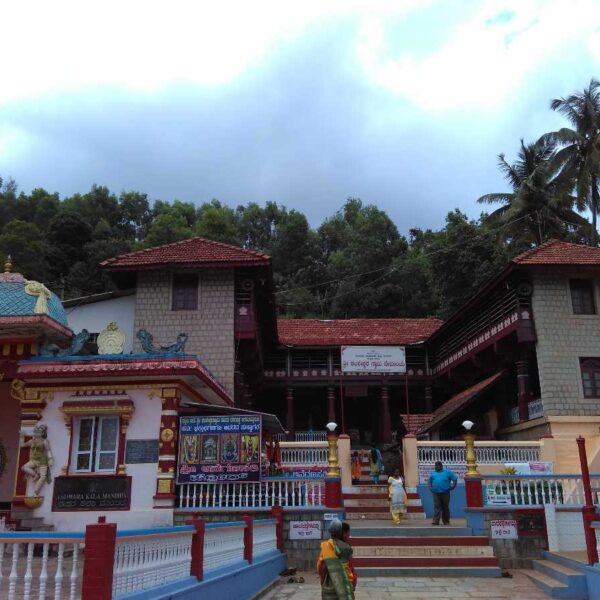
[477,193,513,205]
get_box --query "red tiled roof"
[417,371,507,435]
[401,414,433,435]
[101,237,271,271]
[277,318,443,346]
[512,239,600,266]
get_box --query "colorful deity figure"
[21,424,53,497]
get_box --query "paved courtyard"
[261,570,551,599]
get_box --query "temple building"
[2,237,600,527]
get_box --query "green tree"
[195,200,241,245]
[0,220,49,281]
[118,191,152,241]
[144,211,192,247]
[545,79,600,244]
[478,138,588,246]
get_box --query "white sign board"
[486,493,512,506]
[289,520,322,540]
[528,462,553,475]
[341,346,406,373]
[490,519,518,540]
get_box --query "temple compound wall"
[134,269,235,394]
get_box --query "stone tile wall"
[532,271,600,416]
[134,268,235,393]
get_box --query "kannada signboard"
[490,519,518,540]
[177,415,261,484]
[289,521,322,540]
[341,346,406,373]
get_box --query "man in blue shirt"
[428,461,458,525]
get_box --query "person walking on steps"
[388,469,407,525]
[351,451,361,485]
[369,446,383,485]
[428,461,457,525]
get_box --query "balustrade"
[417,442,540,466]
[178,479,325,509]
[0,531,84,600]
[112,527,194,598]
[252,519,278,557]
[280,446,328,465]
[203,523,245,573]
[481,475,600,506]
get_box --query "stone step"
[346,512,426,521]
[353,545,494,558]
[346,505,423,513]
[355,566,502,578]
[343,492,421,501]
[351,525,473,537]
[352,556,499,568]
[533,558,586,585]
[351,536,491,546]
[343,498,422,508]
[522,569,576,599]
[19,518,48,528]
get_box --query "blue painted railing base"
[115,551,286,600]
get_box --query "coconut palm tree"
[478,138,589,246]
[545,79,600,244]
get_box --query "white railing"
[482,475,600,506]
[112,526,194,598]
[0,531,84,600]
[253,519,278,557]
[274,431,327,442]
[178,479,325,509]
[203,522,245,573]
[417,441,541,465]
[280,446,328,465]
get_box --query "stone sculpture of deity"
[21,424,53,497]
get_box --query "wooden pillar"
[327,386,336,424]
[381,386,391,444]
[516,360,530,423]
[286,387,295,441]
[425,385,433,414]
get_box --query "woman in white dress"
[387,469,407,525]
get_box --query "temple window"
[172,274,199,311]
[570,279,596,314]
[580,358,600,398]
[73,415,120,473]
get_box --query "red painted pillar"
[516,360,530,423]
[81,517,117,600]
[271,505,284,551]
[243,513,254,564]
[327,386,336,424]
[577,436,599,565]
[186,518,206,581]
[286,387,295,441]
[464,477,484,508]
[381,386,391,444]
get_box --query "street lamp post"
[324,422,342,508]
[462,420,483,508]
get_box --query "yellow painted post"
[403,435,419,488]
[337,434,352,487]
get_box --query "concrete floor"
[260,570,552,599]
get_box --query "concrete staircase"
[343,484,425,521]
[524,552,589,599]
[350,523,502,577]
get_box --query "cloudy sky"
[1,0,599,232]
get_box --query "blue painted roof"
[0,281,69,327]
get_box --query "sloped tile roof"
[512,239,600,265]
[417,371,507,435]
[277,318,443,346]
[101,237,271,270]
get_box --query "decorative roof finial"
[4,255,12,273]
